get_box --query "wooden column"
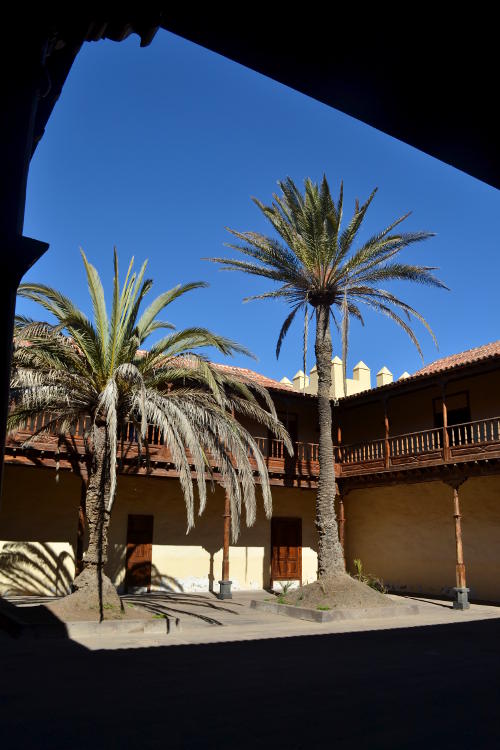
[336,424,342,462]
[218,491,232,599]
[222,491,231,580]
[446,478,469,609]
[453,482,466,588]
[442,382,451,461]
[383,398,390,469]
[75,481,87,577]
[338,493,346,567]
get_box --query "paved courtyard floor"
[7,589,500,648]
[2,592,500,747]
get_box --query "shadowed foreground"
[1,618,500,748]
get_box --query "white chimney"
[352,361,371,389]
[308,364,318,392]
[376,366,393,387]
[292,370,309,390]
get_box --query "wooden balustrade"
[338,416,500,475]
[339,439,385,464]
[448,417,500,448]
[7,415,500,479]
[389,426,442,458]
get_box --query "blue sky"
[21,30,499,385]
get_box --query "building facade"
[1,341,500,603]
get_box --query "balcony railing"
[6,416,500,479]
[339,417,500,476]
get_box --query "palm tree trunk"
[71,423,121,613]
[315,304,345,577]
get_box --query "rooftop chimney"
[376,366,393,387]
[292,370,309,390]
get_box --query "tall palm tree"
[208,176,446,579]
[8,250,291,609]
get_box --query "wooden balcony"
[339,417,500,477]
[4,415,321,487]
[5,415,500,483]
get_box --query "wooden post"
[338,493,346,567]
[453,483,466,588]
[336,424,342,462]
[222,491,230,580]
[75,488,86,577]
[218,490,232,599]
[383,399,390,469]
[442,383,450,461]
[446,478,469,609]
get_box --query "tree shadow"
[122,590,245,626]
[0,541,74,597]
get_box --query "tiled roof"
[134,350,295,393]
[340,340,500,404]
[211,363,294,392]
[413,340,500,377]
[17,339,294,395]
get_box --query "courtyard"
[2,594,500,747]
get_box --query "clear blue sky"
[21,30,499,384]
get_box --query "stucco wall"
[107,475,318,592]
[345,476,500,601]
[0,465,79,594]
[4,462,499,601]
[0,464,318,594]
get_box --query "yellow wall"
[0,465,79,595]
[107,474,318,592]
[345,476,500,602]
[3,461,500,602]
[0,464,318,594]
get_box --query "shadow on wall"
[106,548,185,594]
[0,541,74,596]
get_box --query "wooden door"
[271,517,302,582]
[125,514,154,592]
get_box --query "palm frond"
[12,249,288,539]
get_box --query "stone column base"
[453,587,470,610]
[218,580,232,600]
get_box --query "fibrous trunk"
[70,423,121,613]
[314,304,345,577]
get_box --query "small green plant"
[352,558,387,593]
[276,595,286,604]
[278,580,295,596]
[153,613,166,619]
[317,605,331,611]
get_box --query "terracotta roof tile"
[135,350,295,392]
[210,363,294,392]
[341,340,500,403]
[413,340,500,377]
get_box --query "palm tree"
[8,249,291,610]
[208,176,446,579]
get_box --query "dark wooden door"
[125,514,154,592]
[271,517,302,582]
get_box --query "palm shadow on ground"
[122,591,245,626]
